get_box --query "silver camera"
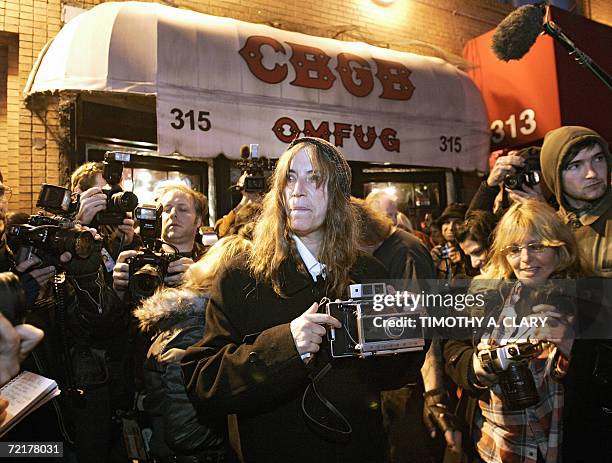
[325,283,425,358]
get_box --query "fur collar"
[133,287,208,332]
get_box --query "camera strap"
[301,362,353,440]
[53,272,84,404]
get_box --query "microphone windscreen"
[491,4,544,61]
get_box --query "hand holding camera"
[75,187,107,225]
[290,302,341,360]
[163,257,195,286]
[476,340,543,410]
[487,154,526,187]
[112,250,138,300]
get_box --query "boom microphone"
[491,4,544,61]
[491,3,612,90]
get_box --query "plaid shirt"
[474,347,564,463]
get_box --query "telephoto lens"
[0,272,26,325]
[498,362,540,410]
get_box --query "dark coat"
[182,254,426,463]
[374,228,435,290]
[135,288,224,458]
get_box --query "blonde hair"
[481,200,582,280]
[183,235,252,293]
[249,142,358,298]
[70,162,103,192]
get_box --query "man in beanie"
[431,203,471,280]
[539,125,612,461]
[182,138,425,462]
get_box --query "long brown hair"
[249,141,358,298]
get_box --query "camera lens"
[0,272,26,325]
[109,191,138,213]
[498,363,539,410]
[503,174,521,189]
[131,264,164,299]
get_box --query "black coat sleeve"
[181,266,309,416]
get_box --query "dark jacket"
[540,126,612,461]
[374,228,435,290]
[134,288,224,458]
[181,253,425,463]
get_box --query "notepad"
[0,371,60,437]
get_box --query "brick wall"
[1,0,610,211]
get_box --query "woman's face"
[283,149,329,241]
[503,232,558,286]
[459,238,488,271]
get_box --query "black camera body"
[94,152,138,225]
[127,204,179,301]
[7,216,94,268]
[236,144,274,193]
[325,283,425,358]
[503,147,541,190]
[125,249,180,301]
[478,341,543,410]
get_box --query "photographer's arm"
[444,340,495,393]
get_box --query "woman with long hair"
[181,138,424,463]
[444,200,582,463]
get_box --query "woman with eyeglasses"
[443,200,583,463]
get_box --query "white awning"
[26,1,490,170]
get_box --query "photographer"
[71,162,138,261]
[431,203,472,280]
[181,137,425,462]
[444,201,580,463]
[112,183,207,301]
[469,147,546,217]
[215,172,264,238]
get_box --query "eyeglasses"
[502,242,549,258]
[0,186,12,204]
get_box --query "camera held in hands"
[325,283,425,358]
[236,144,274,193]
[94,152,138,225]
[7,212,94,269]
[478,341,543,410]
[126,204,179,301]
[503,147,541,190]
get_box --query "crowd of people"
[0,125,609,463]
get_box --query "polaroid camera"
[325,283,425,358]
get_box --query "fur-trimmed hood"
[133,287,208,333]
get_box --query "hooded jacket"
[540,126,612,277]
[134,287,224,458]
